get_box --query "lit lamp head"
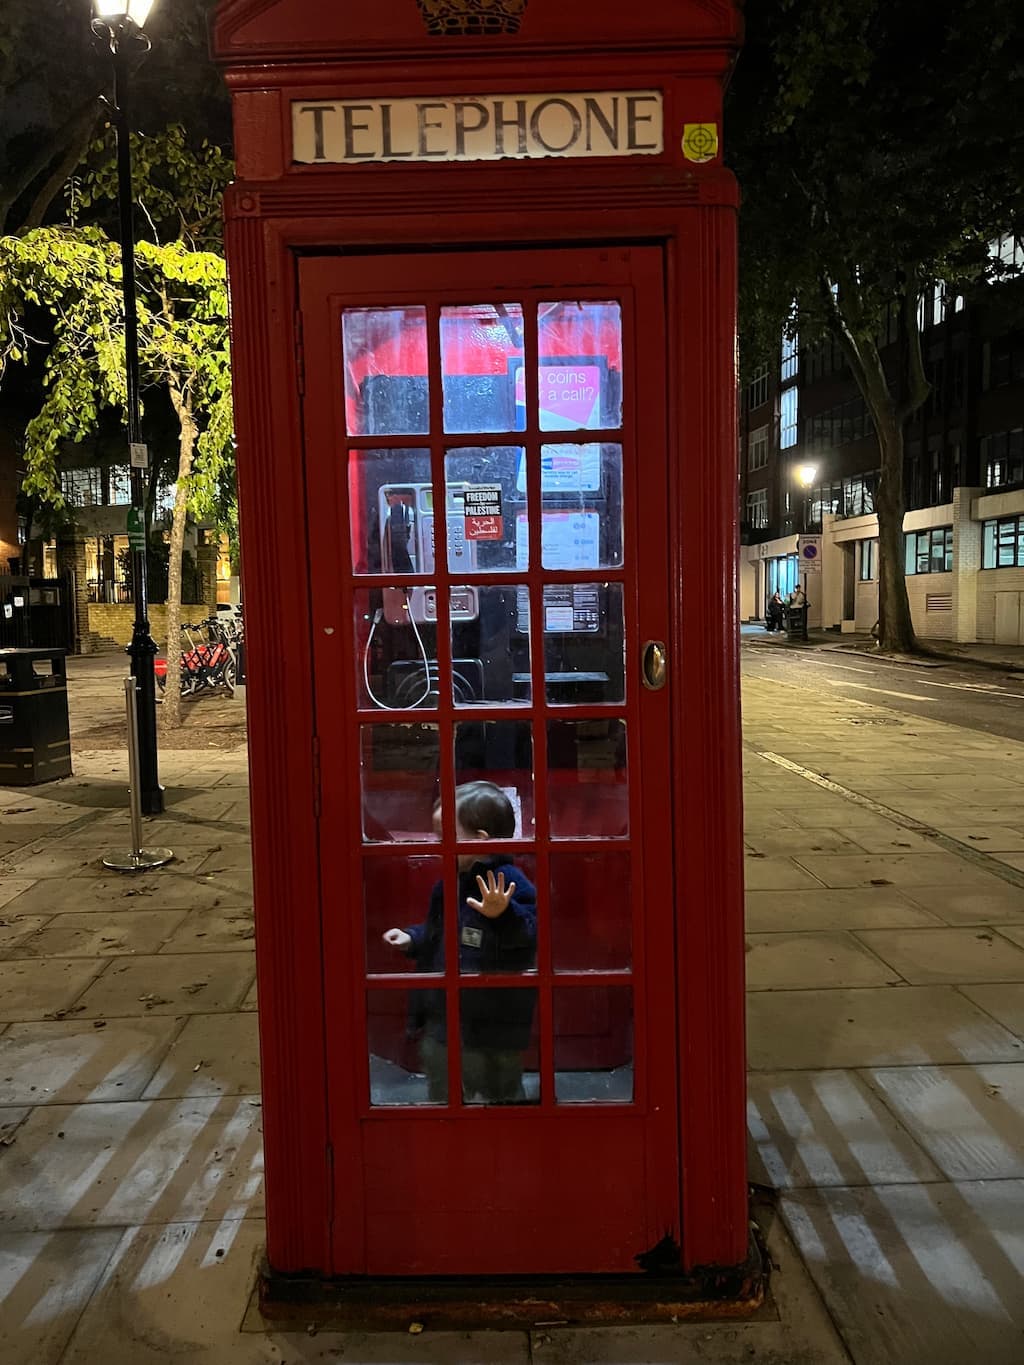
[796,463,818,488]
[92,0,155,24]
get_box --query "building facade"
[739,236,1024,645]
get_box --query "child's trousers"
[419,1036,526,1104]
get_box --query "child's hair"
[435,781,516,839]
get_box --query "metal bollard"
[103,678,173,872]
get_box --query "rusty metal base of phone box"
[253,1233,767,1332]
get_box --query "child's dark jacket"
[404,857,537,1051]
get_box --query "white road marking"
[914,678,1024,696]
[825,680,936,701]
[815,662,878,674]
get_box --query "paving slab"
[64,1218,530,1365]
[0,1228,124,1365]
[742,858,825,891]
[0,871,252,915]
[899,884,1024,925]
[0,1094,264,1231]
[854,927,1024,984]
[747,1070,941,1189]
[0,914,53,953]
[74,954,255,1019]
[6,910,187,960]
[745,932,901,990]
[958,984,1024,1040]
[940,826,1024,852]
[142,1013,261,1099]
[0,958,101,1023]
[744,889,942,933]
[793,853,1010,890]
[864,1064,1024,1180]
[159,907,255,953]
[0,880,38,911]
[744,829,866,855]
[747,987,1024,1070]
[996,924,1024,950]
[0,1017,181,1105]
[781,1181,1024,1365]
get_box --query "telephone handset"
[379,483,479,625]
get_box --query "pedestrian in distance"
[382,780,537,1104]
[766,590,785,632]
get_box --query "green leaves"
[0,224,233,526]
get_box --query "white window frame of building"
[748,424,770,471]
[747,364,769,410]
[746,488,769,530]
[781,332,799,383]
[858,538,878,581]
[780,385,798,450]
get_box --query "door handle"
[641,640,667,691]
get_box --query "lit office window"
[748,425,770,471]
[780,386,798,449]
[858,539,878,581]
[982,517,1024,569]
[903,527,953,575]
[746,488,769,529]
[781,333,799,383]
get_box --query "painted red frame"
[214,0,746,1278]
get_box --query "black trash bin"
[786,605,809,642]
[0,648,72,784]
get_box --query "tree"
[0,226,232,726]
[731,0,1024,652]
[0,0,228,236]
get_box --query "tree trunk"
[873,414,917,653]
[827,290,921,655]
[161,394,197,730]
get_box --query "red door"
[301,245,677,1275]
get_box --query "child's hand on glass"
[467,869,516,919]
[383,928,411,948]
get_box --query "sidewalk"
[741,620,1024,672]
[2,659,1023,1362]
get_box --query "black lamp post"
[91,0,163,815]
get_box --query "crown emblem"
[416,0,528,36]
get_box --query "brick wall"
[87,601,206,649]
[906,573,954,640]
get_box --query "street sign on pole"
[797,535,822,573]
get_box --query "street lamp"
[91,0,163,815]
[795,463,818,488]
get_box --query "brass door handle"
[642,640,667,691]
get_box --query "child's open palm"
[467,869,516,919]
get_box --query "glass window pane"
[361,724,440,843]
[454,721,534,841]
[983,521,996,568]
[534,443,624,570]
[451,585,531,706]
[460,988,539,1105]
[343,307,428,436]
[547,719,628,839]
[355,587,438,711]
[537,302,623,431]
[445,446,525,572]
[365,855,443,975]
[348,449,432,576]
[457,852,538,979]
[551,850,631,971]
[541,582,624,705]
[441,304,524,434]
[554,986,633,1103]
[367,988,441,1106]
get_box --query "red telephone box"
[214,0,747,1290]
